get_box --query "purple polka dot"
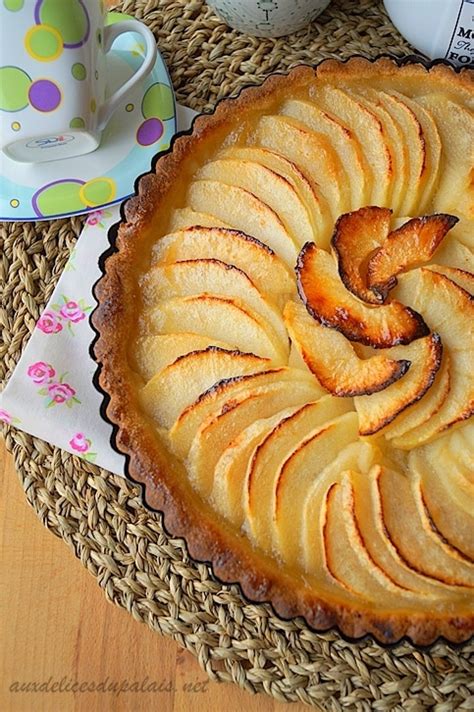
[29,79,61,112]
[136,118,163,146]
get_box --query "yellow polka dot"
[79,177,116,207]
[10,199,20,208]
[90,98,97,113]
[11,121,21,131]
[25,24,63,62]
[126,103,134,112]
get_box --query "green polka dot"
[90,98,96,113]
[36,182,84,216]
[71,62,86,80]
[3,0,24,10]
[80,177,116,207]
[0,66,31,111]
[70,116,85,128]
[25,25,63,61]
[39,0,88,47]
[106,11,134,26]
[142,83,174,122]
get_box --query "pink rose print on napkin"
[27,362,80,408]
[36,295,92,336]
[37,310,63,334]
[27,361,56,384]
[69,433,97,462]
[86,208,112,228]
[0,408,21,426]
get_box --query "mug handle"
[97,20,158,131]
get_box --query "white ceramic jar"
[384,0,474,66]
[207,0,332,38]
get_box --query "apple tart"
[93,58,474,645]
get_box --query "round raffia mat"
[1,1,473,708]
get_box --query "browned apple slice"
[296,242,429,347]
[392,268,474,446]
[331,206,392,304]
[150,226,295,307]
[377,466,474,587]
[284,300,409,396]
[355,334,442,436]
[139,347,271,429]
[367,214,458,299]
[169,368,324,458]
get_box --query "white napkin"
[0,104,197,476]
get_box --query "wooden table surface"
[1,438,313,712]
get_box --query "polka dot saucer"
[0,12,176,221]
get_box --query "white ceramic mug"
[207,0,332,38]
[384,0,474,66]
[0,0,157,163]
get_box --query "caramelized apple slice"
[134,333,233,382]
[150,226,295,307]
[331,206,392,304]
[141,259,288,351]
[169,368,324,458]
[245,396,353,553]
[212,407,302,527]
[384,354,450,441]
[139,347,271,429]
[377,466,474,587]
[392,268,474,446]
[146,295,288,364]
[187,180,299,266]
[355,334,442,436]
[220,146,324,235]
[281,99,367,207]
[187,378,322,496]
[168,207,230,231]
[312,85,392,207]
[296,243,428,347]
[274,413,359,564]
[196,159,313,247]
[367,214,458,299]
[284,300,409,396]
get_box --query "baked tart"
[93,58,474,645]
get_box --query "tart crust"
[92,57,474,645]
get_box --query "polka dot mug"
[0,0,157,163]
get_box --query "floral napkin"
[0,104,197,476]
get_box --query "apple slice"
[450,221,474,251]
[187,378,323,496]
[150,226,295,307]
[312,85,392,207]
[383,353,450,441]
[296,243,429,347]
[377,466,474,587]
[141,259,288,352]
[196,159,313,247]
[134,333,234,382]
[245,396,353,553]
[354,333,442,436]
[218,146,329,238]
[139,347,271,429]
[169,368,324,458]
[212,407,303,527]
[427,265,474,295]
[168,207,231,231]
[331,206,392,305]
[284,300,409,396]
[274,413,359,565]
[449,424,474,482]
[410,445,474,560]
[367,214,458,300]
[433,232,474,273]
[391,268,474,446]
[280,99,367,208]
[187,180,298,266]
[146,294,288,364]
[322,476,411,599]
[386,90,441,212]
[350,467,456,596]
[419,95,474,221]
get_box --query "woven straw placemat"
[2,1,473,708]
